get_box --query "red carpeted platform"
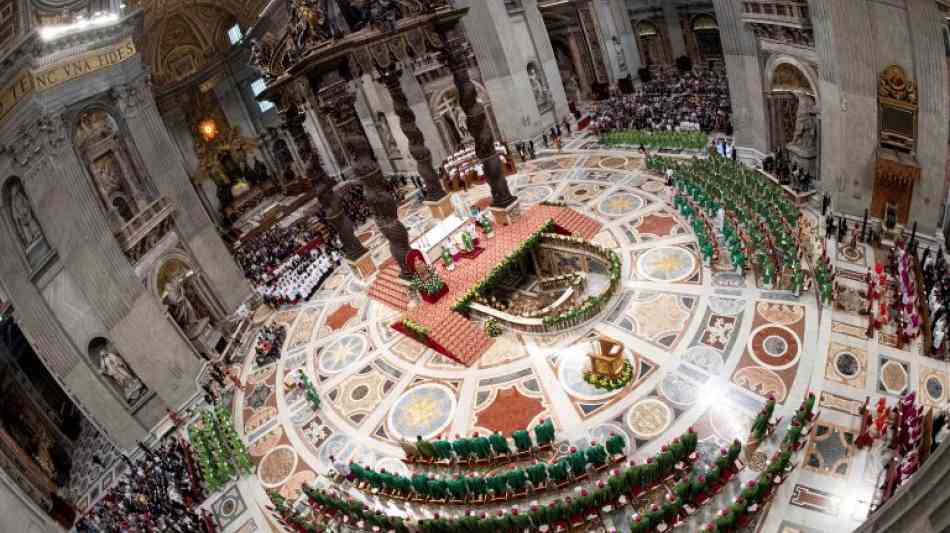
[369,204,603,366]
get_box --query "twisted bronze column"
[378,66,447,202]
[304,156,367,261]
[321,81,413,278]
[439,32,516,208]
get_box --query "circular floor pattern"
[833,352,860,379]
[926,375,944,402]
[597,156,630,170]
[640,180,666,194]
[880,360,909,395]
[517,185,555,204]
[637,246,697,283]
[387,383,457,441]
[660,373,698,407]
[682,345,725,375]
[748,324,801,370]
[708,296,745,316]
[258,446,298,488]
[598,192,644,216]
[318,334,368,375]
[626,398,673,440]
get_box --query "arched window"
[637,21,658,38]
[691,15,723,60]
[3,178,53,272]
[692,15,719,32]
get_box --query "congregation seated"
[74,439,207,533]
[591,68,732,135]
[256,247,341,307]
[921,248,949,356]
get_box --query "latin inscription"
[0,38,136,123]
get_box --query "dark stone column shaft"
[322,81,413,277]
[439,31,517,209]
[378,66,447,202]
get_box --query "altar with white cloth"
[411,211,485,264]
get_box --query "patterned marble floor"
[205,148,950,533]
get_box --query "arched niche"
[1,177,55,274]
[86,337,149,411]
[71,107,153,231]
[429,83,497,152]
[690,14,722,62]
[765,58,821,181]
[153,254,225,352]
[526,61,552,111]
[634,19,669,66]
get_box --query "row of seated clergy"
[402,419,557,464]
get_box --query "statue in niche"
[450,104,469,140]
[527,64,550,107]
[75,111,117,148]
[9,183,43,250]
[96,343,146,404]
[788,94,817,155]
[164,273,201,335]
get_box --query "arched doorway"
[636,20,669,67]
[691,15,722,64]
[155,256,225,353]
[766,60,820,185]
[430,86,498,154]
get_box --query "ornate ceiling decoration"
[126,0,269,85]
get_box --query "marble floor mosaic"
[197,149,950,533]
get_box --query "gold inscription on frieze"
[0,38,137,124]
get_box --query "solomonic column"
[321,80,413,279]
[378,66,453,220]
[305,155,368,263]
[438,27,519,224]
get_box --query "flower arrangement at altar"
[583,360,634,391]
[297,369,320,411]
[483,318,503,337]
[188,406,253,493]
[402,318,429,341]
[410,265,448,303]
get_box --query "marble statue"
[789,94,818,154]
[98,345,145,404]
[451,104,469,140]
[528,65,549,106]
[9,183,42,248]
[165,273,200,333]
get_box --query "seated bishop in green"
[489,432,510,455]
[415,436,437,459]
[447,476,468,500]
[472,434,492,459]
[526,462,547,487]
[432,438,453,461]
[506,468,527,493]
[512,429,532,452]
[452,436,472,461]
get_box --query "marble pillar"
[607,0,642,80]
[305,154,367,262]
[567,31,593,99]
[662,1,687,60]
[522,0,571,120]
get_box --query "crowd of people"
[256,246,341,306]
[922,247,949,356]
[590,68,732,135]
[255,324,286,367]
[74,440,212,533]
[234,217,341,306]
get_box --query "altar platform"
[371,204,601,366]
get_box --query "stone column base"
[425,194,455,220]
[347,251,377,281]
[490,200,521,226]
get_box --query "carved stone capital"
[0,113,67,168]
